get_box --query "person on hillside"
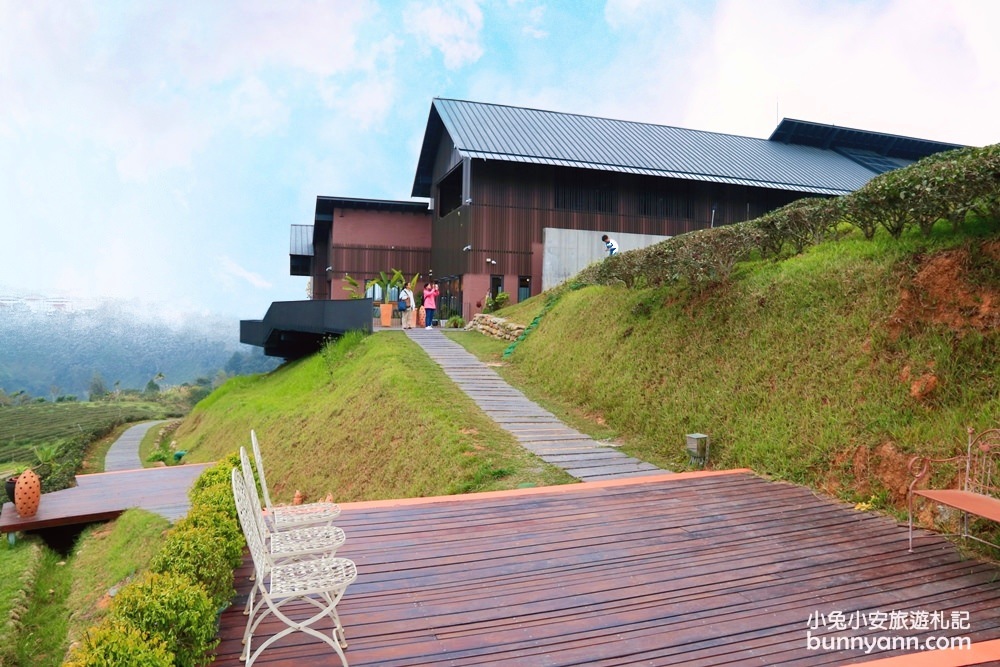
[601,234,619,257]
[422,282,439,329]
[399,284,416,329]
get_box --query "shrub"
[150,524,236,610]
[755,197,840,256]
[65,619,174,667]
[188,452,241,503]
[446,315,466,328]
[174,500,243,569]
[484,291,510,313]
[109,571,218,667]
[671,222,764,288]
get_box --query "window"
[437,165,463,217]
[518,276,531,303]
[555,178,616,213]
[638,190,692,219]
[490,275,504,299]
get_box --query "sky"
[1,0,997,323]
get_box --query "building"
[244,98,961,357]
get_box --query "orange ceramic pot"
[379,303,393,327]
[14,468,41,518]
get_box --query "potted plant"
[367,269,405,327]
[5,466,26,504]
[341,273,364,299]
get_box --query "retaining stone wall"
[466,313,526,342]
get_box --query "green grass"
[1,510,171,666]
[174,331,575,502]
[14,546,73,667]
[65,509,171,649]
[467,225,1000,505]
[0,538,43,666]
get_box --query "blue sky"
[1,0,997,322]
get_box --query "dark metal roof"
[314,196,429,222]
[289,225,313,257]
[412,99,962,198]
[769,118,963,160]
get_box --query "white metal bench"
[231,467,357,666]
[250,430,341,531]
[908,427,1000,552]
[238,447,347,614]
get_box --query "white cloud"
[229,76,290,136]
[218,256,273,290]
[522,5,547,38]
[404,0,485,69]
[683,0,1000,145]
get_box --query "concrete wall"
[542,228,672,291]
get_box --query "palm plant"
[366,269,405,303]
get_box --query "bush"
[65,619,174,667]
[446,315,466,328]
[755,197,840,256]
[173,501,244,569]
[484,291,510,313]
[188,452,241,504]
[109,571,218,667]
[150,524,236,610]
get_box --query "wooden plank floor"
[0,463,213,531]
[215,471,1000,666]
[404,328,666,481]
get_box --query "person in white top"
[601,234,619,257]
[399,285,416,329]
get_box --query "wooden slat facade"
[429,160,810,317]
[214,471,1000,666]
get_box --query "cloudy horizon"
[2,0,997,322]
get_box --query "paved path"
[105,420,168,471]
[101,419,199,521]
[405,328,668,482]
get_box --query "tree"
[89,372,108,399]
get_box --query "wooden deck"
[215,470,1000,666]
[0,463,213,532]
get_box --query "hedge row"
[578,143,999,291]
[66,453,243,667]
[578,221,765,291]
[842,143,1000,239]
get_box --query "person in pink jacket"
[422,282,439,329]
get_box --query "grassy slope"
[497,229,999,504]
[173,332,573,502]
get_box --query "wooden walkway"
[0,463,212,532]
[405,328,666,481]
[214,470,1000,666]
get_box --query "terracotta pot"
[379,303,393,327]
[417,307,425,328]
[14,469,41,518]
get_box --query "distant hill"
[0,299,279,399]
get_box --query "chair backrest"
[239,446,270,539]
[250,429,275,512]
[231,467,271,579]
[965,428,1000,496]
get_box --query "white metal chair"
[232,467,357,667]
[239,447,347,614]
[249,430,341,531]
